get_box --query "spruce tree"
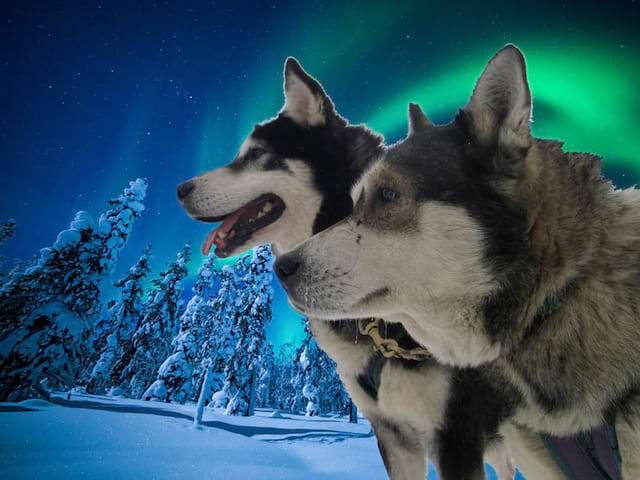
[287,325,313,413]
[256,342,275,408]
[86,246,152,394]
[0,219,16,283]
[269,342,296,412]
[222,246,274,416]
[145,256,218,403]
[123,243,191,399]
[287,321,354,417]
[300,339,322,416]
[0,179,147,401]
[0,219,16,245]
[196,263,241,409]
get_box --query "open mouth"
[200,193,285,257]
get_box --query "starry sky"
[1,1,639,349]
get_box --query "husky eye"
[379,187,398,203]
[246,147,266,160]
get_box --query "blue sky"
[1,0,638,348]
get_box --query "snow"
[127,200,145,214]
[53,228,81,249]
[41,301,80,329]
[142,379,167,401]
[70,210,95,231]
[38,247,54,263]
[211,390,227,407]
[125,178,147,201]
[0,392,396,480]
[98,217,113,234]
[0,393,514,479]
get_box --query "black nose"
[176,180,195,200]
[275,255,301,282]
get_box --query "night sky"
[1,1,639,349]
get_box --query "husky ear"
[407,103,432,135]
[282,57,336,127]
[461,45,532,178]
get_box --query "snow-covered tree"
[222,246,274,416]
[0,219,16,245]
[0,179,147,401]
[86,246,152,394]
[298,321,353,417]
[144,256,218,403]
[91,300,117,354]
[79,300,114,380]
[315,345,352,416]
[300,340,322,416]
[289,334,310,413]
[123,243,191,399]
[0,218,16,283]
[269,343,297,412]
[196,262,244,409]
[256,342,275,408]
[4,256,36,286]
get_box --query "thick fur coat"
[277,46,640,477]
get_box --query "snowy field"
[0,393,514,480]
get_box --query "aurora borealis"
[2,1,639,348]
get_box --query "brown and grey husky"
[276,45,640,478]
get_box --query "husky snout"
[275,254,301,285]
[176,179,196,201]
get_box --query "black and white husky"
[177,58,562,479]
[277,46,640,478]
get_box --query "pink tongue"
[201,207,247,256]
[201,231,218,257]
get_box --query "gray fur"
[408,102,432,135]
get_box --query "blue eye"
[379,187,398,203]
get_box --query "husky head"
[177,58,384,258]
[276,46,536,366]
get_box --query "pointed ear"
[462,45,532,178]
[407,103,432,135]
[282,57,335,127]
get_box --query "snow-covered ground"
[0,393,513,479]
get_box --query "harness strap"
[542,419,622,480]
[356,351,387,401]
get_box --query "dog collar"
[358,318,432,361]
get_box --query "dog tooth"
[218,232,227,240]
[263,202,273,213]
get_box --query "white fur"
[377,357,450,432]
[282,71,325,126]
[185,154,322,256]
[499,423,565,479]
[485,444,516,480]
[310,320,520,479]
[312,323,562,480]
[288,166,499,367]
